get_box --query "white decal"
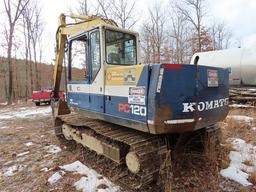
[128,87,146,105]
[182,98,229,112]
[128,95,145,105]
[130,105,147,116]
[208,70,218,87]
[164,118,202,124]
[129,87,145,95]
[157,68,164,93]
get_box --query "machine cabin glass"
[90,31,101,81]
[105,30,136,65]
[68,35,88,81]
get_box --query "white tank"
[190,48,256,86]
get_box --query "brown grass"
[220,159,230,169]
[220,107,256,144]
[97,183,109,189]
[243,159,254,167]
[239,186,251,192]
[248,172,256,185]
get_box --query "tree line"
[0,0,233,104]
[1,0,44,104]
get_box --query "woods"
[0,0,233,103]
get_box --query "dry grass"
[243,159,254,167]
[218,106,256,192]
[248,172,256,185]
[239,186,252,192]
[220,159,230,169]
[220,107,256,144]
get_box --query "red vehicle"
[32,89,65,106]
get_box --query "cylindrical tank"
[190,48,256,86]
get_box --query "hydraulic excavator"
[52,13,229,190]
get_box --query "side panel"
[105,65,149,123]
[148,64,229,134]
[67,83,90,108]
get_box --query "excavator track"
[54,112,171,191]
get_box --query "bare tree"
[3,0,30,104]
[22,4,34,94]
[210,22,232,50]
[168,6,191,63]
[0,55,8,100]
[176,0,206,52]
[30,2,43,90]
[75,0,137,29]
[21,0,43,93]
[111,0,137,29]
[95,0,111,18]
[21,7,30,101]
[76,0,89,15]
[141,3,166,63]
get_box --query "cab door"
[88,29,105,112]
[67,33,90,109]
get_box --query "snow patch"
[54,161,120,192]
[3,161,13,166]
[17,151,30,157]
[0,121,8,129]
[48,171,65,184]
[40,167,51,172]
[24,142,33,146]
[0,102,7,106]
[252,127,256,131]
[0,106,51,120]
[226,115,253,123]
[45,145,62,154]
[3,164,26,177]
[59,160,89,175]
[0,126,9,129]
[220,138,256,186]
[229,104,252,108]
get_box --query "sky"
[0,0,256,63]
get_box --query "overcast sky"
[1,0,256,63]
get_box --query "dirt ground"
[0,102,256,192]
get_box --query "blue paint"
[105,95,147,122]
[147,64,162,121]
[153,64,229,129]
[67,63,229,134]
[67,92,104,112]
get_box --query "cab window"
[69,35,88,81]
[90,31,100,81]
[106,30,136,65]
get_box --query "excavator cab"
[65,26,140,115]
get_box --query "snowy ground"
[229,104,256,108]
[226,115,253,124]
[0,103,256,191]
[220,106,256,191]
[48,161,120,192]
[0,105,51,121]
[0,103,120,192]
[220,138,256,186]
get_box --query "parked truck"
[32,89,64,106]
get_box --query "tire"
[35,102,40,106]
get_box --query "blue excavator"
[51,14,229,190]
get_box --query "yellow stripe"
[106,65,144,86]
